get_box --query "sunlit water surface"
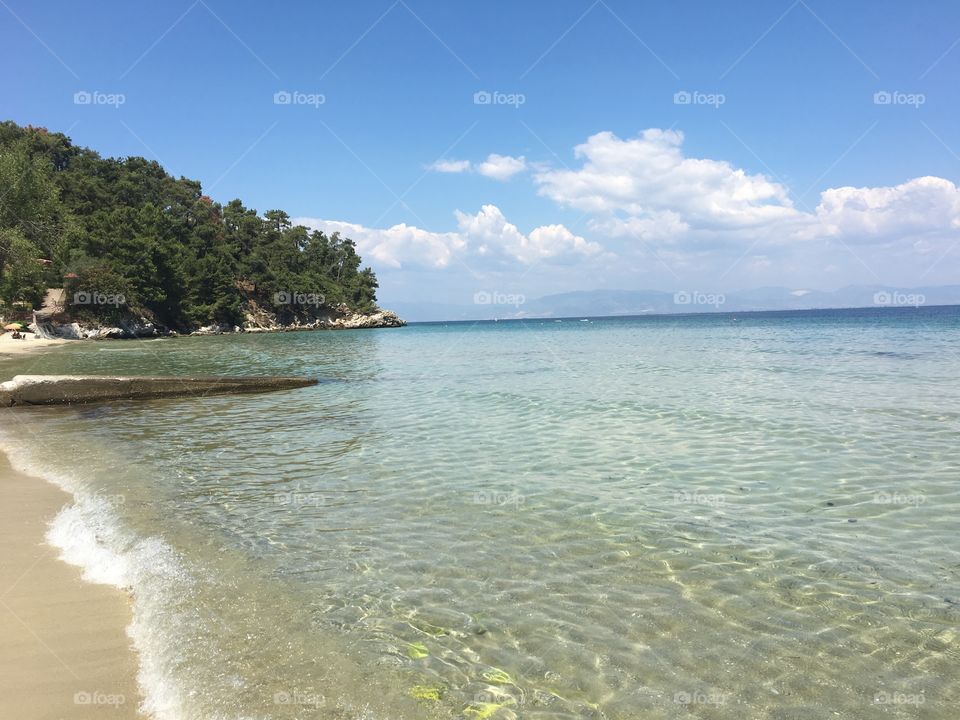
[2,307,959,719]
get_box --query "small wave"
[0,433,193,720]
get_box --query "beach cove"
[1,309,958,719]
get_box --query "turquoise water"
[2,307,959,719]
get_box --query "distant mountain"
[393,285,960,323]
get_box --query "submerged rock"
[0,374,318,407]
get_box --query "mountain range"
[390,285,960,323]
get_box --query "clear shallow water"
[2,307,959,719]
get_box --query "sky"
[4,0,960,310]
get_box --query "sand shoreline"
[0,332,71,357]
[0,452,145,719]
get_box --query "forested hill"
[0,121,380,330]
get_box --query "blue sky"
[5,0,960,309]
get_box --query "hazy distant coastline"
[390,285,960,323]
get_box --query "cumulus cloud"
[428,159,471,173]
[454,204,600,263]
[293,205,598,269]
[812,176,960,242]
[534,129,801,236]
[298,129,960,286]
[532,128,960,263]
[292,218,464,269]
[426,154,528,181]
[476,154,527,181]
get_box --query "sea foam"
[1,434,196,720]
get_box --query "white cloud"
[476,154,527,181]
[428,159,471,173]
[294,205,598,269]
[299,129,960,289]
[533,128,960,262]
[812,176,960,242]
[588,211,690,243]
[535,129,800,233]
[292,217,464,269]
[454,204,600,263]
[426,153,529,181]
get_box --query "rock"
[336,310,406,329]
[31,305,404,340]
[190,324,237,336]
[33,321,84,340]
[239,308,405,333]
[91,327,127,339]
[0,374,318,407]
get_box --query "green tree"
[0,230,46,308]
[0,122,382,328]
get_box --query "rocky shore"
[23,295,405,341]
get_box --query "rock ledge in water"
[0,374,317,407]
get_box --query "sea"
[2,306,958,719]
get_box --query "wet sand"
[0,453,144,719]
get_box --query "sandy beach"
[0,332,71,358]
[0,453,144,719]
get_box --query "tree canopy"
[0,122,379,328]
